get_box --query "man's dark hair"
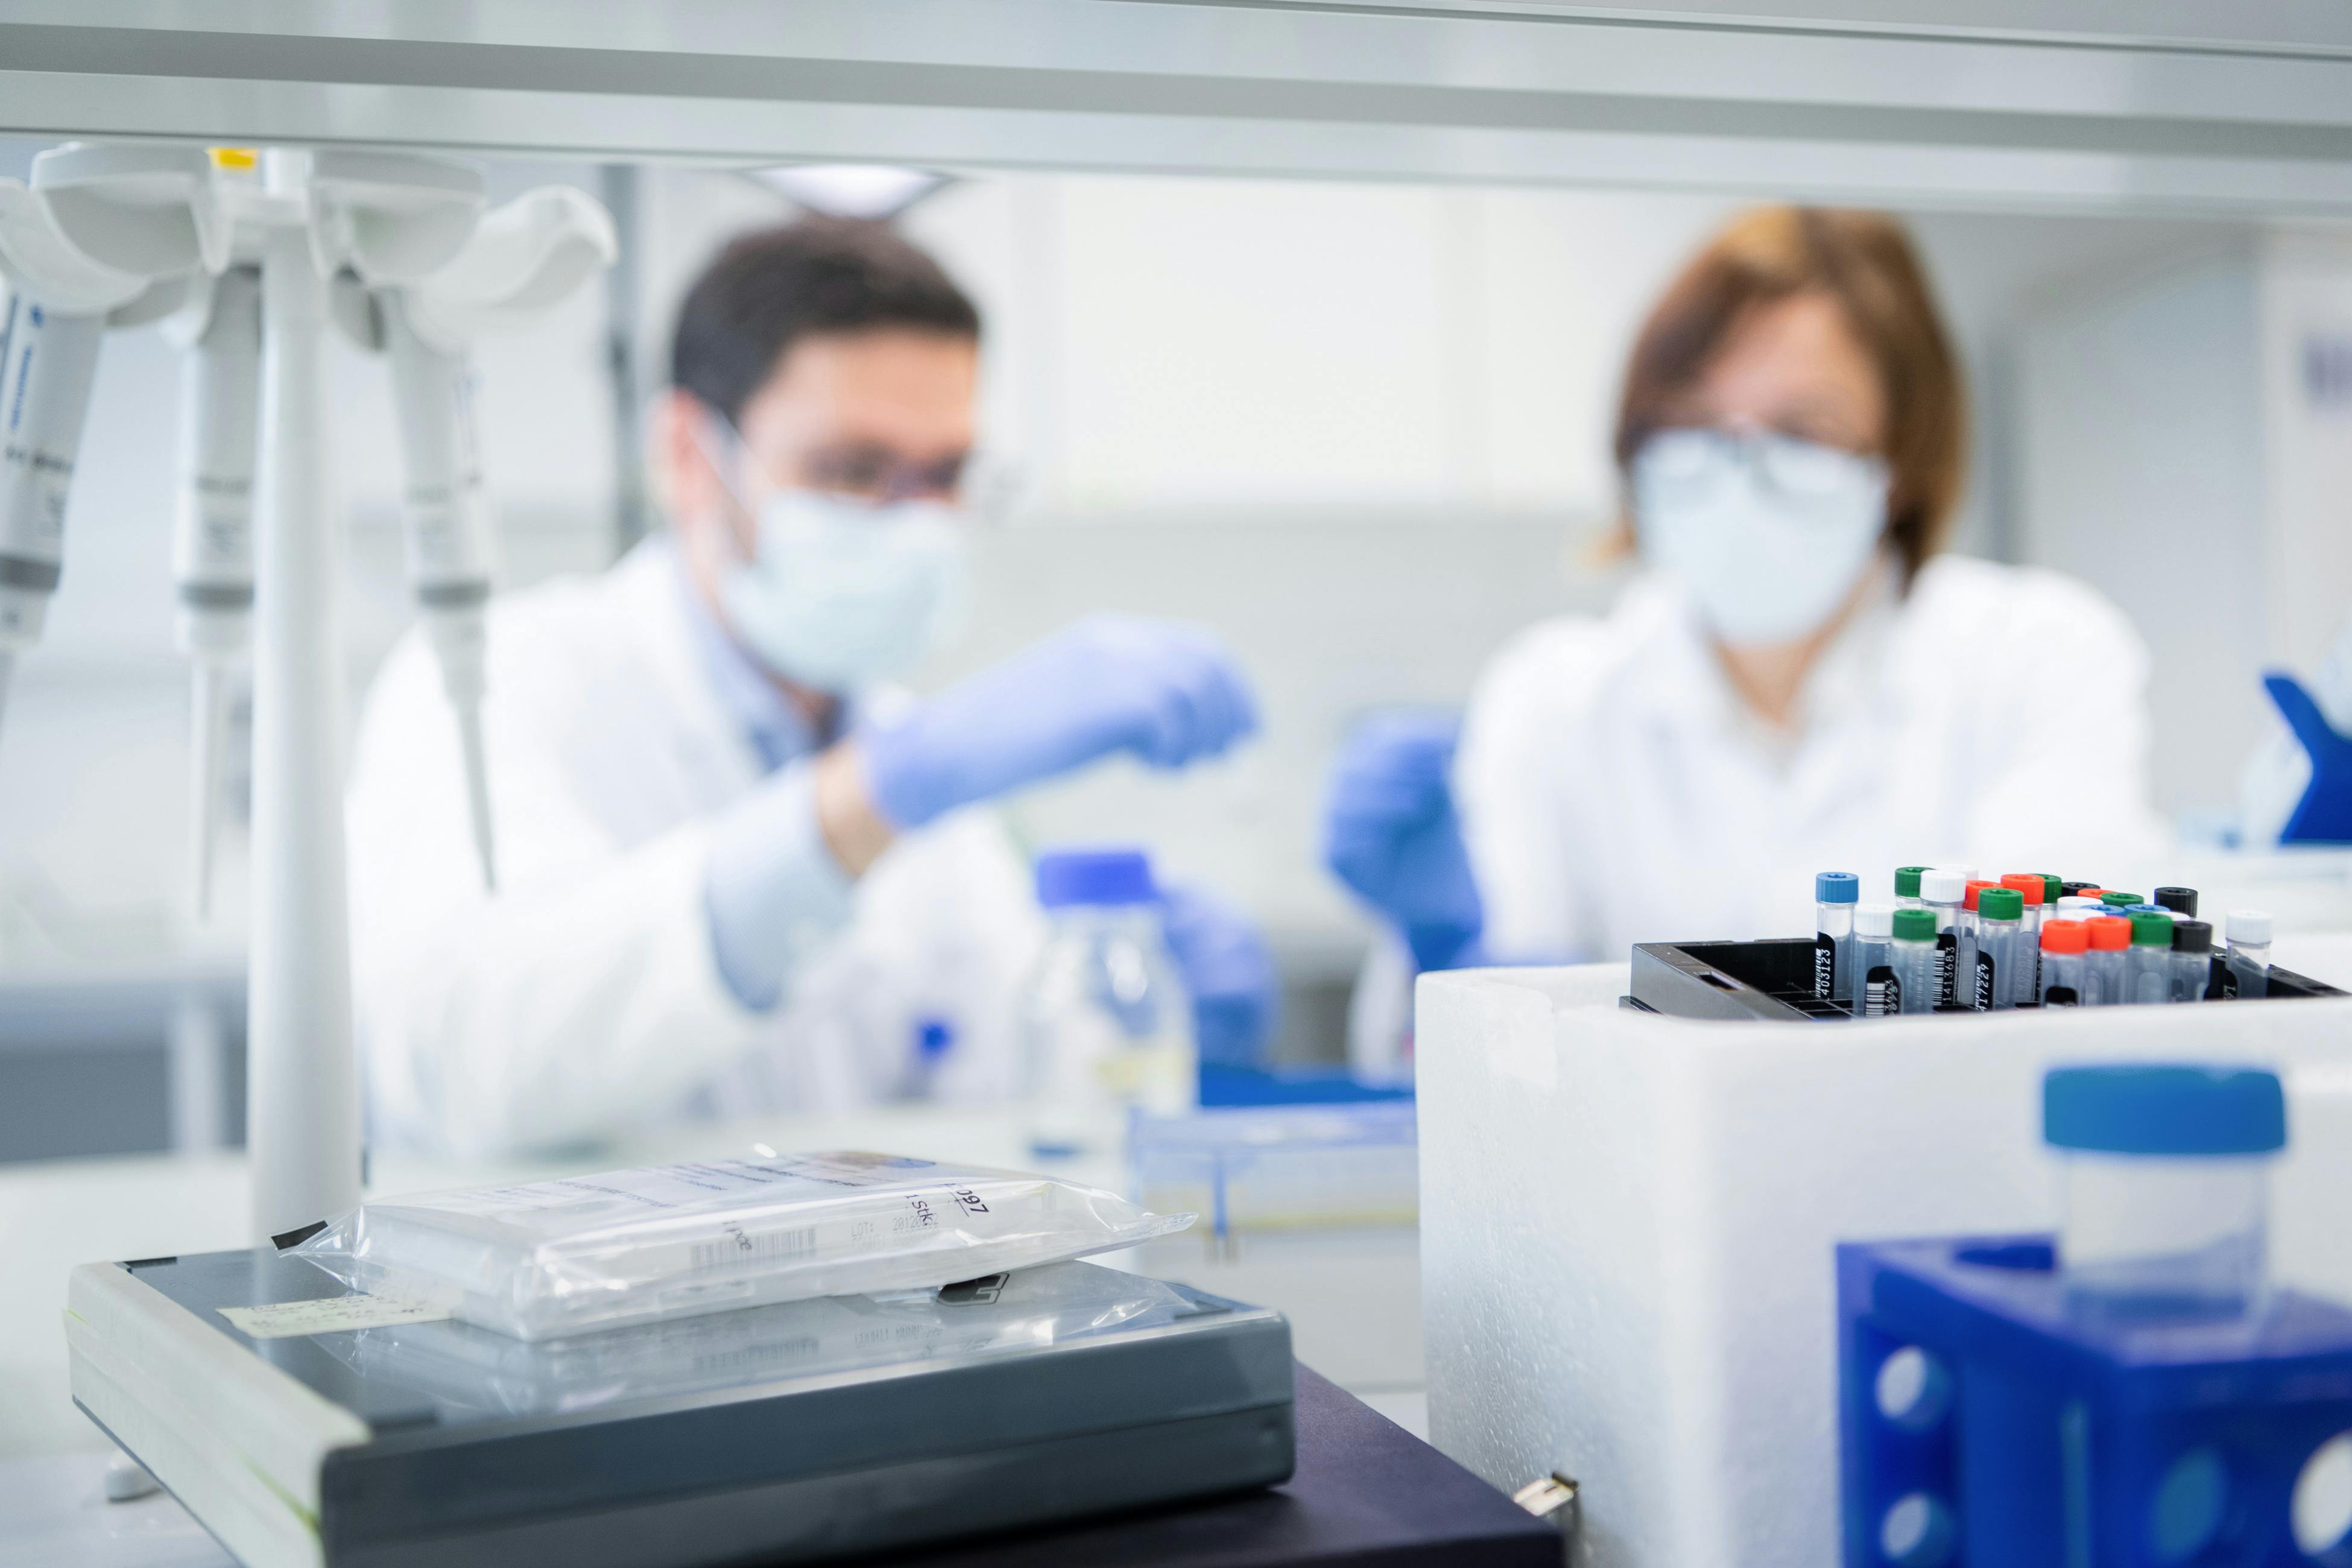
[669,216,981,426]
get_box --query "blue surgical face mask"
[1631,428,1889,648]
[719,488,969,694]
[691,413,971,694]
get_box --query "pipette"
[0,180,149,744]
[166,264,264,917]
[382,186,616,891]
[381,288,499,889]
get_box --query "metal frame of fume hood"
[6,2,2352,215]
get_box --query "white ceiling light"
[747,164,948,221]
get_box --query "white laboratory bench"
[0,1102,1426,1561]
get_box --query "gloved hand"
[1322,712,1484,972]
[2266,672,2352,842]
[1159,881,1278,1067]
[861,616,1259,830]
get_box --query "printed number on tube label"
[1973,952,1996,1011]
[1935,933,1956,1007]
[1813,933,1836,999]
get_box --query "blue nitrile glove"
[1322,712,1485,972]
[1159,881,1278,1067]
[2267,672,2352,843]
[862,616,1259,830]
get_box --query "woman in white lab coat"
[1324,207,2167,986]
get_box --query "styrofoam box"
[1416,932,2352,1568]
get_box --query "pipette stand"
[1839,1235,2352,1567]
[245,150,362,1244]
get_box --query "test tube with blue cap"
[1815,872,1859,1006]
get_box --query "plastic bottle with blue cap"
[2045,1064,2286,1317]
[1814,871,1859,1006]
[1021,849,1197,1161]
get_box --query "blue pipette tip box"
[1838,1234,2352,1566]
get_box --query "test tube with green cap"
[2100,891,2145,911]
[1889,907,1938,1014]
[2126,911,2175,1004]
[1893,866,1933,910]
[1972,887,2025,1011]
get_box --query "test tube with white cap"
[2224,911,2272,999]
[1852,902,1896,1017]
[1815,872,1858,1006]
[1919,868,1967,1008]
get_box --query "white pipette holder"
[0,142,615,1244]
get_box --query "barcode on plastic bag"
[689,1224,819,1272]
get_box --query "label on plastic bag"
[220,1294,452,1339]
[435,1153,945,1218]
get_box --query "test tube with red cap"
[1957,880,1998,999]
[2000,873,2048,1004]
[2038,918,2088,1005]
[2084,915,2131,1004]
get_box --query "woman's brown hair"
[1614,207,1965,584]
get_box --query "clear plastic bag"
[290,1151,1193,1340]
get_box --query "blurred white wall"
[2015,229,2352,826]
[0,144,2286,971]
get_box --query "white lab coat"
[1455,554,2170,964]
[346,540,1046,1157]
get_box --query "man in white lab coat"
[348,218,1267,1156]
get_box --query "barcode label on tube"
[1864,969,1898,1018]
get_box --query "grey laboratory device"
[66,1250,1295,1568]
